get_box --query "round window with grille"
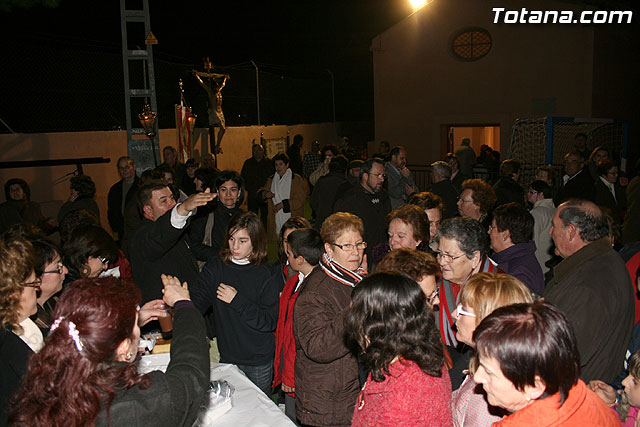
[451,28,492,61]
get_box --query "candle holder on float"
[138,104,158,167]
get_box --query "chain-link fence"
[0,42,337,133]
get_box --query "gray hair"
[433,217,489,258]
[558,200,608,243]
[431,161,452,180]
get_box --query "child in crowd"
[272,228,324,424]
[592,350,640,426]
[189,211,279,395]
[273,217,311,293]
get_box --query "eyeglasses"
[456,303,476,317]
[427,288,439,305]
[458,198,474,204]
[332,242,367,251]
[370,173,386,179]
[434,251,466,263]
[42,262,65,275]
[98,256,110,266]
[23,277,42,289]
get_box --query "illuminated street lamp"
[410,0,426,10]
[138,104,159,166]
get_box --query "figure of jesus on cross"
[193,57,229,155]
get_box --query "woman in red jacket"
[345,272,452,426]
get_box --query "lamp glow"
[410,0,426,10]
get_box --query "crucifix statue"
[193,57,230,155]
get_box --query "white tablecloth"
[138,353,295,427]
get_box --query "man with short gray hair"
[428,161,458,219]
[107,156,138,244]
[544,199,633,383]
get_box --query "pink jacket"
[352,360,452,427]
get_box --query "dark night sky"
[1,0,637,133]
[0,0,417,131]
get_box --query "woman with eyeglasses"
[433,218,500,350]
[457,179,497,231]
[62,224,119,287]
[450,273,533,427]
[0,236,41,426]
[30,239,68,333]
[376,248,440,308]
[293,212,367,426]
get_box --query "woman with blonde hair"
[0,236,40,425]
[450,272,534,426]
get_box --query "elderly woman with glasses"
[450,273,533,426]
[432,217,500,350]
[376,248,440,308]
[293,212,367,427]
[0,236,41,425]
[457,179,497,230]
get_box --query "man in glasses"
[334,158,391,260]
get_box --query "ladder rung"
[129,89,152,97]
[124,10,145,18]
[127,50,148,58]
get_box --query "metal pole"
[326,69,336,122]
[251,60,260,125]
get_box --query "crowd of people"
[1,135,640,427]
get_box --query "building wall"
[372,0,594,164]
[0,122,339,234]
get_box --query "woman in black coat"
[10,275,209,427]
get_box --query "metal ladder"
[119,0,159,170]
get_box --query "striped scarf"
[319,253,366,287]
[438,256,500,347]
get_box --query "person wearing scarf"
[431,218,502,391]
[259,153,309,241]
[293,213,368,427]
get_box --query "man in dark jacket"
[311,155,349,231]
[446,153,469,194]
[128,181,215,304]
[555,151,594,205]
[241,144,274,224]
[428,161,459,219]
[493,159,525,208]
[333,158,391,260]
[107,156,139,244]
[544,199,634,383]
